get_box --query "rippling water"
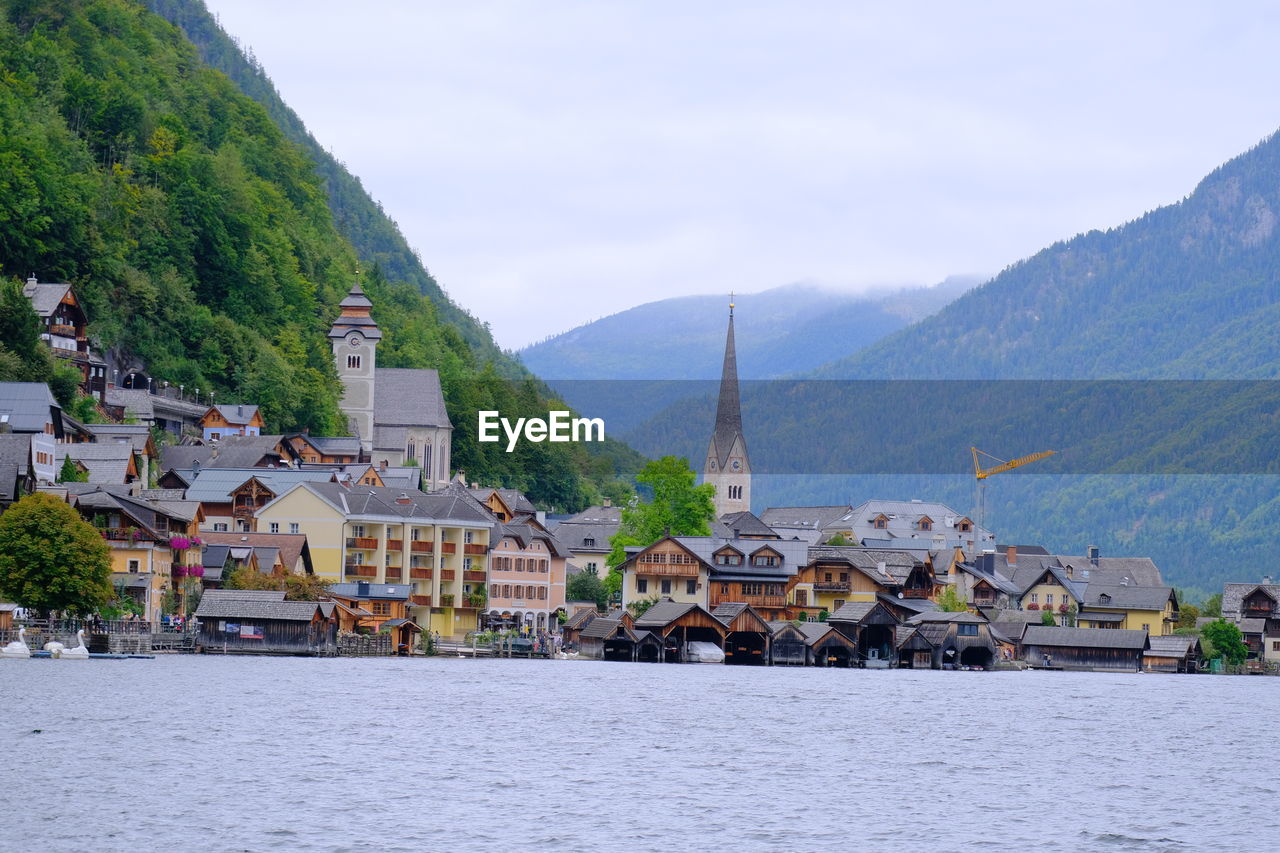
[3,657,1277,852]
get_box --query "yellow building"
[1077,585,1178,635]
[617,537,711,608]
[256,482,495,637]
[787,547,938,618]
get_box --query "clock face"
[347,334,361,347]
[731,459,741,471]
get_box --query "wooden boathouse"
[1021,626,1149,671]
[195,590,338,655]
[712,603,771,665]
[632,599,727,663]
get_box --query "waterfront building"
[826,600,902,666]
[254,482,494,637]
[551,502,619,576]
[1020,626,1150,672]
[711,602,772,665]
[631,599,728,663]
[1144,635,1202,673]
[703,300,751,518]
[194,589,338,655]
[486,521,569,633]
[1219,582,1280,664]
[1075,584,1178,635]
[789,547,938,618]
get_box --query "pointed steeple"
[711,297,744,467]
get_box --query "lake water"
[3,657,1277,852]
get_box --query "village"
[1,275,1274,674]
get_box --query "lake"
[3,657,1276,852]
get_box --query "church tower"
[704,298,751,517]
[328,278,382,453]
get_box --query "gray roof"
[759,505,853,531]
[560,505,622,525]
[564,608,598,631]
[827,499,993,547]
[1222,583,1280,619]
[804,545,928,587]
[1237,618,1267,634]
[55,443,135,485]
[377,467,421,490]
[195,590,325,622]
[796,621,845,645]
[282,482,496,526]
[104,388,155,420]
[1050,555,1165,588]
[667,535,808,579]
[500,521,570,557]
[0,434,32,497]
[328,582,411,601]
[906,610,988,624]
[1146,635,1198,657]
[372,368,451,429]
[1083,584,1174,611]
[85,423,153,453]
[1076,611,1127,624]
[990,621,1030,642]
[580,617,623,640]
[307,435,362,454]
[0,382,60,433]
[161,436,295,472]
[715,511,779,539]
[180,468,337,503]
[553,507,620,554]
[1021,626,1149,650]
[23,279,72,316]
[632,599,699,628]
[208,404,260,426]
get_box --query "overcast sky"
[205,1,1280,350]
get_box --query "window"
[372,601,390,616]
[918,519,932,531]
[1141,624,1149,632]
[1030,593,1039,604]
[959,522,971,532]
[289,523,299,534]
[516,558,525,572]
[686,579,697,595]
[347,354,361,369]
[269,522,280,534]
[637,578,648,594]
[1272,641,1280,652]
[406,439,416,461]
[839,572,849,583]
[824,572,833,583]
[958,623,978,636]
[464,531,474,544]
[660,579,672,595]
[795,590,807,606]
[213,523,229,532]
[752,555,778,567]
[716,553,742,566]
[874,517,887,529]
[583,537,595,547]
[352,525,365,538]
[586,562,598,575]
[238,520,250,532]
[538,587,547,600]
[1045,593,1054,606]
[743,583,763,596]
[127,559,140,573]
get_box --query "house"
[826,600,902,666]
[288,433,363,465]
[702,536,808,620]
[194,590,337,655]
[714,510,780,540]
[1144,634,1201,673]
[22,276,108,399]
[199,404,264,441]
[758,505,854,546]
[617,536,712,610]
[54,443,140,486]
[562,607,599,649]
[486,520,569,634]
[904,611,998,669]
[551,503,620,576]
[789,546,938,618]
[578,616,639,661]
[1021,626,1149,672]
[70,487,204,625]
[253,482,495,638]
[712,603,772,665]
[1076,584,1178,635]
[160,434,302,472]
[0,382,64,484]
[84,424,159,486]
[894,625,937,669]
[198,531,314,577]
[328,582,417,650]
[104,388,208,435]
[820,499,993,551]
[176,467,343,532]
[631,600,728,663]
[1221,582,1280,664]
[329,281,453,489]
[0,434,38,506]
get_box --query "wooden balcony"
[463,543,487,556]
[344,564,376,578]
[410,568,433,580]
[49,323,78,338]
[383,571,402,583]
[463,570,486,583]
[743,594,787,609]
[636,563,699,577]
[813,581,850,593]
[440,543,456,555]
[440,569,456,581]
[409,594,432,607]
[346,537,379,550]
[902,588,931,599]
[386,539,403,551]
[410,541,433,553]
[440,594,455,607]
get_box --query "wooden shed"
[562,607,599,650]
[1021,626,1149,672]
[713,603,772,666]
[578,617,637,661]
[827,601,901,667]
[907,612,998,669]
[797,622,857,667]
[195,590,337,655]
[632,599,727,663]
[895,625,935,669]
[767,622,809,666]
[1144,634,1201,674]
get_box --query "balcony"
[902,588,931,599]
[440,594,455,607]
[440,543,456,555]
[346,537,379,550]
[410,568,433,580]
[409,594,432,607]
[743,595,787,609]
[463,570,486,583]
[440,569,456,581]
[384,570,402,583]
[410,541,433,553]
[463,543,487,556]
[813,581,851,593]
[386,539,403,551]
[636,562,699,577]
[344,564,376,578]
[49,323,78,338]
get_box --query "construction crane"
[971,446,1057,530]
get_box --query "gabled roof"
[1223,583,1280,618]
[1021,626,1149,650]
[85,423,155,455]
[715,510,779,539]
[670,535,809,578]
[580,617,627,640]
[501,521,570,557]
[23,278,74,316]
[180,468,337,503]
[194,589,326,622]
[828,601,898,625]
[373,368,451,430]
[55,443,137,485]
[1146,635,1199,657]
[1049,555,1164,587]
[563,608,598,631]
[1083,584,1174,611]
[906,610,988,624]
[0,382,61,434]
[161,435,295,472]
[273,482,496,526]
[199,531,314,575]
[205,404,261,426]
[328,582,411,601]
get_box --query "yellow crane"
[971,446,1057,529]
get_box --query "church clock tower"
[704,298,751,517]
[328,278,382,452]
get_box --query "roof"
[208,404,261,426]
[0,382,60,433]
[194,590,325,622]
[328,582,411,601]
[633,600,699,628]
[85,423,154,454]
[1146,635,1198,657]
[1076,611,1127,624]
[372,368,451,430]
[715,510,779,539]
[276,482,496,526]
[1222,583,1280,618]
[180,468,337,503]
[759,506,853,532]
[560,505,622,525]
[1050,555,1165,588]
[667,535,808,578]
[55,443,136,485]
[906,610,988,624]
[708,309,745,469]
[103,388,155,420]
[827,601,879,623]
[1083,584,1174,611]
[199,531,312,575]
[23,279,72,316]
[1021,626,1149,650]
[804,545,928,586]
[796,621,846,645]
[0,434,32,495]
[1237,618,1267,634]
[580,618,623,640]
[161,435,293,472]
[563,609,598,631]
[830,499,991,547]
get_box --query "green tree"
[607,456,716,568]
[1201,618,1248,666]
[0,492,112,615]
[58,455,87,483]
[1040,609,1057,626]
[1201,593,1222,618]
[826,533,852,546]
[627,594,661,618]
[935,584,968,612]
[1177,603,1201,630]
[566,569,607,609]
[224,566,331,600]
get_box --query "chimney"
[1265,575,1274,586]
[395,493,412,505]
[357,581,370,596]
[1006,545,1017,566]
[380,460,388,471]
[237,405,243,417]
[1087,544,1099,565]
[192,459,201,474]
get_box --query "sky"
[205,1,1280,350]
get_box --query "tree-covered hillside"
[0,0,641,509]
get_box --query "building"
[1144,635,1201,673]
[84,424,159,486]
[631,600,728,663]
[826,600,903,666]
[199,405,264,441]
[54,443,140,487]
[1219,582,1280,664]
[486,521,569,633]
[1076,584,1178,635]
[199,531,314,577]
[758,505,854,546]
[902,611,998,669]
[789,546,938,618]
[23,276,108,399]
[254,482,495,637]
[288,434,362,465]
[159,435,302,473]
[328,280,452,488]
[194,590,337,655]
[1021,626,1150,672]
[327,581,417,650]
[551,503,620,575]
[0,434,38,506]
[0,382,64,484]
[821,499,992,551]
[711,602,772,665]
[702,300,750,517]
[176,467,351,533]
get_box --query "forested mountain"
[520,278,976,380]
[621,131,1280,598]
[0,0,641,509]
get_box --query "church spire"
[705,296,750,517]
[712,298,743,465]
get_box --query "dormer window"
[916,516,933,531]
[873,516,888,529]
[584,537,595,547]
[1099,593,1111,605]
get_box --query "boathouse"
[827,601,900,666]
[797,621,857,667]
[712,603,771,666]
[1143,634,1201,673]
[1020,626,1149,671]
[767,622,809,666]
[195,590,338,655]
[906,611,998,669]
[562,607,598,650]
[895,625,935,669]
[579,617,636,661]
[632,599,727,663]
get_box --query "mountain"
[620,131,1280,598]
[520,278,977,380]
[0,0,640,510]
